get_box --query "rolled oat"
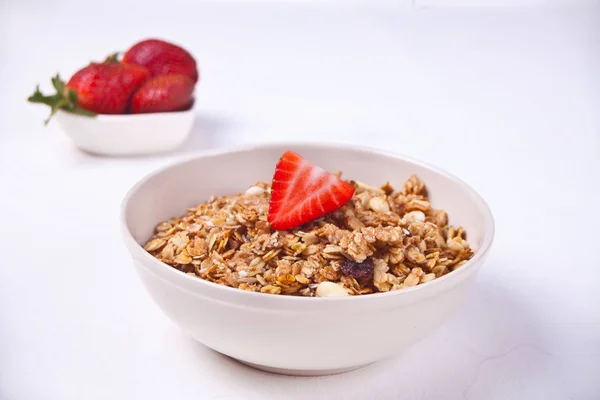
[143,175,474,296]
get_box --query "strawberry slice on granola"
[268,150,355,230]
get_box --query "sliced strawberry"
[268,151,355,230]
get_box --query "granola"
[143,175,474,296]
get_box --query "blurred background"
[2,0,597,224]
[3,0,598,160]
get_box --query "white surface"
[415,0,600,7]
[0,1,599,399]
[55,109,196,156]
[121,143,494,374]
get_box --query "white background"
[0,1,599,399]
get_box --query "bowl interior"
[124,144,492,255]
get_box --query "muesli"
[144,151,473,296]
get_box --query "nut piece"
[316,282,349,297]
[244,185,265,197]
[369,196,390,213]
[143,173,474,297]
[403,211,426,223]
[352,180,385,194]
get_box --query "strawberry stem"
[104,52,121,64]
[27,74,96,125]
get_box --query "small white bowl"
[55,108,195,156]
[121,143,495,376]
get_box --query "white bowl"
[55,108,195,156]
[121,143,495,376]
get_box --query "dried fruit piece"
[142,173,474,296]
[341,257,374,280]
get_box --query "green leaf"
[28,74,96,125]
[27,85,60,106]
[66,88,78,105]
[51,74,65,94]
[104,52,121,63]
[64,107,97,118]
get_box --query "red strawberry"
[122,39,199,83]
[28,62,149,123]
[130,74,194,114]
[268,151,356,230]
[67,63,149,113]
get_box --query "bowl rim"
[56,106,195,121]
[120,141,495,303]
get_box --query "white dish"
[120,143,495,376]
[55,108,195,156]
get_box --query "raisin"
[341,257,374,280]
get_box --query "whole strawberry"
[28,62,149,123]
[122,39,199,83]
[130,74,194,114]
